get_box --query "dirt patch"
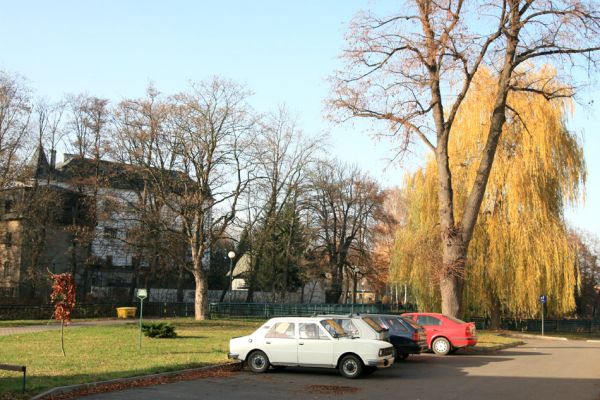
[305,384,360,395]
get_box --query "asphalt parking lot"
[82,339,600,400]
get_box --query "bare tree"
[331,0,600,316]
[306,161,385,303]
[111,86,187,301]
[63,94,110,298]
[0,70,32,187]
[157,78,256,320]
[241,107,320,301]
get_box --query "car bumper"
[366,355,394,368]
[451,337,478,348]
[394,342,425,355]
[227,352,239,360]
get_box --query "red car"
[401,312,477,355]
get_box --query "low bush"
[141,322,177,338]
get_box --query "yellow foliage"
[391,67,585,317]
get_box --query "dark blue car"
[366,314,428,361]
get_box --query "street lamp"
[227,251,236,302]
[351,266,360,314]
[361,281,364,305]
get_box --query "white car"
[228,316,395,378]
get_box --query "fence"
[0,302,407,320]
[207,302,412,319]
[471,317,600,333]
[1,302,598,334]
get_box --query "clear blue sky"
[0,0,598,237]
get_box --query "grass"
[0,318,261,398]
[532,331,600,341]
[474,331,524,348]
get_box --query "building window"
[103,227,118,239]
[3,261,10,278]
[3,232,12,248]
[4,199,14,213]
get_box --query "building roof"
[31,146,197,193]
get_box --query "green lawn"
[0,319,261,398]
[475,331,524,348]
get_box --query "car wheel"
[247,350,270,373]
[432,337,451,356]
[339,354,363,379]
[399,353,410,360]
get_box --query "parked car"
[401,312,478,355]
[228,316,395,378]
[365,314,428,360]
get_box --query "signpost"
[539,294,547,336]
[137,288,148,349]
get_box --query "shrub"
[141,322,177,338]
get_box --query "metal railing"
[207,302,412,319]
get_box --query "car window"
[417,316,442,326]
[320,319,348,338]
[265,322,296,339]
[384,317,408,333]
[339,319,360,336]
[299,323,329,340]
[362,317,386,333]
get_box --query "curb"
[466,341,525,353]
[505,333,568,341]
[30,362,242,400]
[586,340,600,343]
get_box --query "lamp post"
[136,288,147,350]
[227,251,236,302]
[361,281,364,305]
[351,266,359,314]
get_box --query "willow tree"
[331,0,600,317]
[392,68,585,322]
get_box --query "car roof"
[264,316,334,323]
[403,312,444,317]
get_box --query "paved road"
[81,339,600,400]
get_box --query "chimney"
[50,149,56,169]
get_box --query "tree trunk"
[176,264,185,303]
[326,263,343,303]
[439,237,467,318]
[193,271,208,320]
[489,294,502,330]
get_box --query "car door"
[263,322,298,364]
[297,322,334,367]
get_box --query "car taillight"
[412,331,419,341]
[466,324,475,337]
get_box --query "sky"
[0,0,598,237]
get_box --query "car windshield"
[400,317,421,329]
[362,317,386,333]
[320,319,348,338]
[378,317,408,333]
